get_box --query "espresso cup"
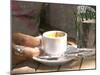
[42,31,67,56]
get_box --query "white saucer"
[32,46,79,66]
[32,46,95,66]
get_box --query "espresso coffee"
[47,32,65,38]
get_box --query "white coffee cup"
[42,31,67,56]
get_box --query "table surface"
[11,48,96,74]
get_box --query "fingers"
[12,44,41,65]
[12,44,27,65]
[22,47,41,58]
[12,44,41,58]
[12,32,41,47]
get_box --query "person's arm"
[12,32,41,65]
[12,32,41,47]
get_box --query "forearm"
[12,32,41,47]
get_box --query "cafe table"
[11,48,96,75]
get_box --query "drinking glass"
[76,6,96,48]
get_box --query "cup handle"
[36,35,44,50]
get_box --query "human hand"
[12,32,41,65]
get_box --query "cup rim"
[43,30,67,39]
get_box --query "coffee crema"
[47,32,65,38]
